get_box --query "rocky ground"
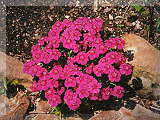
[0,1,160,120]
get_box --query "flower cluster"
[23,17,133,110]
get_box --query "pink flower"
[120,63,132,75]
[46,49,61,60]
[36,67,50,79]
[28,65,42,76]
[38,37,45,46]
[87,49,99,60]
[112,86,124,98]
[48,36,60,49]
[48,94,62,107]
[62,38,77,49]
[76,86,89,99]
[93,65,103,77]
[41,51,52,64]
[91,18,103,32]
[108,69,121,82]
[75,52,89,65]
[96,43,108,54]
[38,79,49,90]
[23,60,35,74]
[102,62,114,74]
[101,88,112,100]
[50,65,63,80]
[62,19,73,28]
[31,44,41,54]
[91,37,103,48]
[83,33,95,45]
[23,17,133,110]
[117,56,127,65]
[57,87,65,95]
[51,21,63,31]
[89,82,102,93]
[32,50,43,63]
[49,79,59,88]
[89,93,99,100]
[64,76,77,88]
[85,63,95,74]
[45,88,57,99]
[62,63,82,77]
[64,89,78,104]
[105,38,125,50]
[105,51,124,64]
[67,98,81,110]
[99,57,107,64]
[30,81,38,92]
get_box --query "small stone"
[109,14,113,20]
[65,15,70,18]
[104,7,112,13]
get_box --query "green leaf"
[132,4,145,13]
[10,80,19,85]
[50,107,61,115]
[116,24,125,28]
[156,18,160,32]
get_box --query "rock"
[122,34,160,82]
[122,34,160,98]
[0,52,33,89]
[89,104,160,120]
[66,114,83,120]
[0,95,9,116]
[66,116,83,120]
[90,111,121,120]
[0,91,29,120]
[29,114,59,120]
[34,100,52,114]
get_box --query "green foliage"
[116,24,125,28]
[9,80,19,86]
[68,50,73,57]
[132,4,145,13]
[156,18,160,33]
[50,107,61,116]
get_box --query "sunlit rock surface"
[90,104,160,120]
[122,34,160,99]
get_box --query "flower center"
[80,55,84,59]
[67,39,71,43]
[112,72,117,77]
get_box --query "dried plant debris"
[6,5,159,62]
[0,91,29,120]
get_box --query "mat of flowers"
[23,17,133,110]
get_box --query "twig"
[123,0,133,18]
[94,0,98,12]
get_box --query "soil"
[6,5,160,62]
